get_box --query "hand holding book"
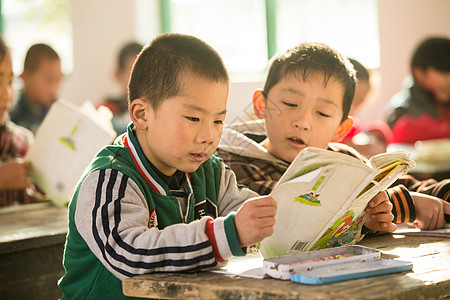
[259,147,415,258]
[364,192,398,232]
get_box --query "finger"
[370,212,394,223]
[426,210,440,230]
[366,202,393,214]
[258,226,275,239]
[365,219,396,232]
[380,222,397,232]
[258,215,276,228]
[417,214,432,230]
[368,191,389,208]
[254,206,277,218]
[251,196,276,208]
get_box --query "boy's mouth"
[288,137,306,146]
[189,152,207,162]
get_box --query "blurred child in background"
[342,58,392,158]
[387,37,450,144]
[10,43,62,133]
[0,36,36,206]
[97,41,143,135]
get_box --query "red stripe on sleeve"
[205,219,224,262]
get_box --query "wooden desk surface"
[0,202,69,299]
[0,202,68,254]
[123,234,450,299]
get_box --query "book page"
[366,151,416,172]
[351,151,415,213]
[309,152,415,251]
[260,148,375,258]
[26,99,116,207]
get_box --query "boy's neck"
[146,158,185,190]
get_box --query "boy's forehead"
[274,72,346,109]
[167,76,228,112]
[35,58,61,70]
[281,72,345,92]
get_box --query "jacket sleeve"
[209,161,261,260]
[75,168,234,279]
[385,184,416,223]
[215,149,280,195]
[394,175,450,202]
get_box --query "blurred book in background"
[26,99,116,207]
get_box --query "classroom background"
[1,0,449,125]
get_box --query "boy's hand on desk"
[234,196,277,247]
[0,159,32,190]
[411,192,450,230]
[365,191,397,232]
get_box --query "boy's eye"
[282,101,297,108]
[214,120,224,125]
[185,116,199,122]
[317,111,331,118]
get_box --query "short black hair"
[411,37,450,72]
[128,33,229,110]
[23,43,60,73]
[348,58,370,83]
[117,42,143,71]
[263,42,356,123]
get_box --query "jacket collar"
[122,124,193,196]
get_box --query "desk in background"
[0,202,68,300]
[387,141,450,181]
[123,234,450,299]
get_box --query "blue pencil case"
[290,258,413,284]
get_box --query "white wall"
[61,0,135,105]
[61,0,160,105]
[61,0,450,124]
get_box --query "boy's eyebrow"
[283,88,338,108]
[182,104,227,115]
[317,97,339,108]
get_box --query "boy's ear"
[129,99,150,130]
[253,89,266,119]
[332,117,354,142]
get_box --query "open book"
[259,147,415,258]
[26,99,116,207]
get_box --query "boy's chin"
[178,162,204,174]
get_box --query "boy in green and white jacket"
[58,33,278,299]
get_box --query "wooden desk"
[0,202,68,300]
[123,234,450,299]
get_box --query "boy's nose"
[292,114,311,131]
[196,124,215,144]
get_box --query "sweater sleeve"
[212,161,260,259]
[385,184,416,223]
[75,169,230,279]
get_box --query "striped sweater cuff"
[386,185,416,223]
[206,213,245,262]
[223,212,246,257]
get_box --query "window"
[1,0,72,76]
[158,0,379,79]
[165,0,268,80]
[276,0,379,69]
